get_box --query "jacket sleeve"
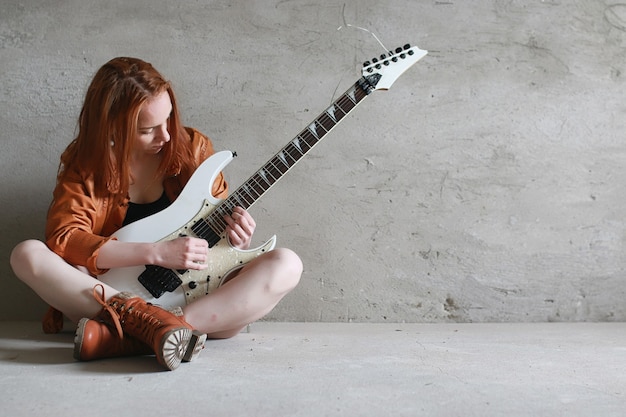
[44,170,115,276]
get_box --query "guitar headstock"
[361,44,427,91]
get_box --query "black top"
[122,191,171,226]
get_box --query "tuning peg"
[395,44,412,59]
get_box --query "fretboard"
[200,74,379,236]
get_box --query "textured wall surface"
[1,0,625,322]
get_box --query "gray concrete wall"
[2,0,625,323]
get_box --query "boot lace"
[92,284,124,339]
[93,284,171,344]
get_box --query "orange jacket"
[45,127,228,276]
[42,128,228,332]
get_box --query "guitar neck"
[205,74,380,234]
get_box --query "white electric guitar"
[100,44,427,309]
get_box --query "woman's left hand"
[224,206,256,250]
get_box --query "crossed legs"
[10,239,302,338]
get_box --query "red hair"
[59,57,193,197]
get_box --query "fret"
[346,88,357,105]
[337,92,357,115]
[326,105,337,122]
[283,143,300,165]
[316,116,332,134]
[249,174,268,194]
[231,192,248,209]
[266,159,285,179]
[266,163,282,181]
[248,173,266,191]
[234,187,254,206]
[317,117,329,135]
[292,137,304,153]
[295,133,313,151]
[213,204,229,219]
[277,150,289,167]
[243,176,267,205]
[272,153,290,172]
[258,168,272,186]
[241,183,260,201]
[318,112,336,132]
[300,129,318,149]
[334,99,349,118]
[246,182,262,198]
[307,122,319,139]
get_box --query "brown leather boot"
[74,316,206,363]
[92,284,205,370]
[73,317,152,361]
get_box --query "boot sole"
[73,318,89,361]
[183,330,207,362]
[157,327,193,371]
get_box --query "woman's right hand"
[97,236,209,271]
[153,237,209,270]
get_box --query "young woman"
[10,57,302,370]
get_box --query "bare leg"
[10,240,120,323]
[11,240,302,337]
[182,247,302,339]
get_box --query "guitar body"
[99,150,276,309]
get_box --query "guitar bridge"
[138,265,183,298]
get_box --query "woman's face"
[134,91,173,156]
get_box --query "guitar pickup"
[138,265,183,298]
[190,219,222,247]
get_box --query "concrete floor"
[1,322,625,416]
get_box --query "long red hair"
[59,57,193,197]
